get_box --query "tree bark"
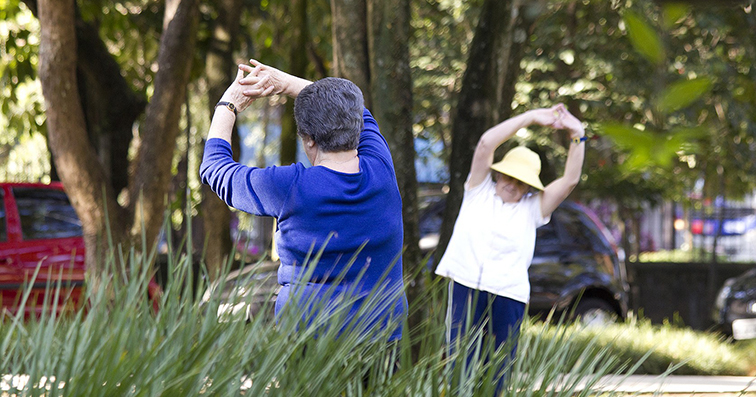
[331,0,420,344]
[202,0,243,280]
[128,0,200,253]
[435,0,529,265]
[366,0,421,332]
[280,0,309,165]
[74,10,146,197]
[330,0,372,109]
[23,0,145,201]
[37,0,126,277]
[38,0,200,284]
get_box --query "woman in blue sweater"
[200,60,407,340]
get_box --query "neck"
[314,150,359,172]
[315,150,357,165]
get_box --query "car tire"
[572,297,618,327]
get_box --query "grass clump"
[3,244,755,396]
[1,246,656,397]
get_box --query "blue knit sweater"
[200,108,407,340]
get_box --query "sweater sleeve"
[358,108,394,166]
[199,138,295,217]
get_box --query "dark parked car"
[419,193,629,324]
[1,182,160,317]
[712,267,756,340]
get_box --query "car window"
[582,215,615,255]
[13,187,83,240]
[534,221,561,255]
[0,190,6,242]
[553,208,593,252]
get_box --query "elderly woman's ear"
[301,136,315,148]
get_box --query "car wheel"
[573,298,618,327]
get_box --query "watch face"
[218,101,237,115]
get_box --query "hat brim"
[491,162,544,191]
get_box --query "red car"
[1,182,160,317]
[1,182,86,317]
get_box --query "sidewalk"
[596,375,756,395]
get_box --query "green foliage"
[77,1,162,96]
[623,9,665,66]
[661,3,689,29]
[602,0,756,203]
[600,123,706,169]
[637,249,731,263]
[654,77,712,114]
[1,0,47,180]
[563,316,755,376]
[410,0,479,179]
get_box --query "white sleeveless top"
[435,177,550,303]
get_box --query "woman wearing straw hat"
[435,103,585,381]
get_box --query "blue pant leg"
[490,295,525,394]
[447,281,488,361]
[447,281,469,354]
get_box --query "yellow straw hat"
[490,146,544,190]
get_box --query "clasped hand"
[530,104,584,138]
[218,59,289,114]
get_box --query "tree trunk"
[366,0,421,333]
[202,0,242,280]
[435,0,528,265]
[74,9,146,197]
[38,0,200,284]
[37,0,126,279]
[280,0,309,166]
[330,0,372,109]
[23,0,145,205]
[128,0,200,253]
[331,0,419,344]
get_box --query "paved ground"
[595,375,756,395]
[4,374,755,395]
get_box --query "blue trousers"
[447,281,525,393]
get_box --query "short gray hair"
[294,77,364,152]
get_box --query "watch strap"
[571,136,587,144]
[215,101,237,116]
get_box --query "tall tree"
[331,0,420,314]
[280,0,309,165]
[202,0,243,280]
[367,0,421,322]
[331,0,372,108]
[435,0,534,264]
[18,0,147,192]
[37,0,199,278]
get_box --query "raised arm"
[540,104,585,217]
[468,106,563,189]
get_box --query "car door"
[11,186,86,316]
[528,209,575,313]
[529,205,609,313]
[553,206,617,306]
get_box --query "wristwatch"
[215,101,238,116]
[571,136,587,144]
